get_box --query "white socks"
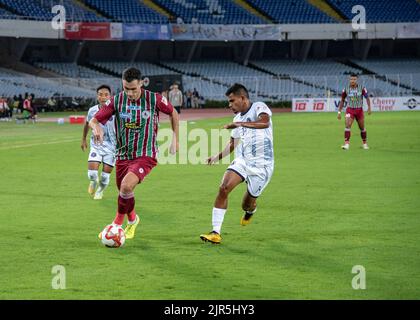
[87,170,98,182]
[97,172,111,192]
[212,207,226,234]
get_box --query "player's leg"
[121,157,157,239]
[240,191,257,226]
[356,112,368,149]
[87,161,100,196]
[200,169,244,244]
[342,112,354,150]
[94,153,115,200]
[240,166,273,226]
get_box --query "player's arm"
[224,113,270,129]
[363,88,371,115]
[81,121,90,151]
[157,93,179,154]
[337,89,347,120]
[207,137,240,165]
[89,99,115,145]
[169,108,179,155]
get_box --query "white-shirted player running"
[200,83,274,244]
[81,84,116,200]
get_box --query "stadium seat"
[327,0,420,23]
[153,0,264,24]
[247,0,335,23]
[84,0,168,23]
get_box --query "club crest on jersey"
[105,99,111,106]
[141,110,150,119]
[91,152,97,157]
[139,168,144,174]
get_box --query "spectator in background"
[186,90,192,109]
[0,96,9,121]
[199,95,205,109]
[17,94,23,114]
[22,93,33,122]
[169,83,183,115]
[192,88,199,109]
[30,94,37,122]
[47,96,57,112]
[12,95,19,115]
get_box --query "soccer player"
[200,83,274,244]
[89,67,179,240]
[337,74,372,150]
[81,84,116,200]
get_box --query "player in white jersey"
[81,85,116,200]
[200,83,274,244]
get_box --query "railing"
[182,74,420,101]
[0,74,419,101]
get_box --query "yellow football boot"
[124,215,140,239]
[200,231,222,244]
[240,212,254,226]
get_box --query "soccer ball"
[100,224,126,248]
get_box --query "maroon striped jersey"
[341,85,368,109]
[95,89,174,160]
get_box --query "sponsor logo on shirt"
[119,112,131,120]
[124,122,141,130]
[128,105,141,111]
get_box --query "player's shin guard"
[87,170,98,182]
[361,129,367,144]
[212,207,226,234]
[344,128,351,143]
[98,172,111,191]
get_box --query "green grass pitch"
[0,111,419,299]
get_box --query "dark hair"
[225,83,249,98]
[350,73,358,77]
[122,67,142,82]
[96,84,111,94]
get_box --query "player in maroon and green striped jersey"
[337,73,371,150]
[89,67,179,240]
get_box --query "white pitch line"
[0,138,79,150]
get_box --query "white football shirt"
[230,102,274,168]
[87,104,116,154]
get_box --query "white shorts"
[88,146,116,167]
[227,157,273,198]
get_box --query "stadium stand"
[246,0,336,23]
[153,0,264,24]
[35,62,112,78]
[0,67,97,99]
[327,0,420,23]
[0,7,16,19]
[352,58,420,92]
[0,0,108,21]
[161,60,324,100]
[84,0,168,23]
[91,61,178,76]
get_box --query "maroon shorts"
[346,108,364,121]
[116,156,157,190]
